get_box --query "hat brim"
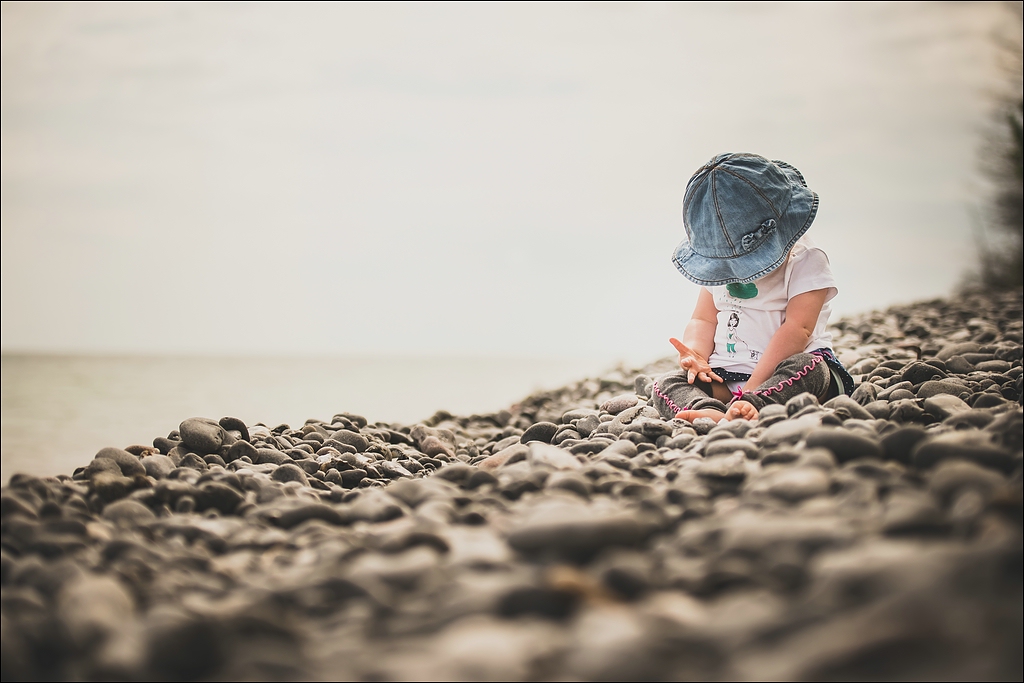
[672,181,818,286]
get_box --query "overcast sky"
[1,2,1014,365]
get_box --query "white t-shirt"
[707,236,837,383]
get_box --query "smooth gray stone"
[944,409,995,430]
[322,439,358,455]
[824,395,874,421]
[785,393,820,416]
[255,448,291,466]
[864,401,892,420]
[570,439,614,455]
[529,443,581,470]
[697,452,747,480]
[975,359,1012,373]
[377,460,412,479]
[347,490,405,523]
[339,469,367,488]
[972,393,1008,410]
[889,399,926,423]
[634,374,654,399]
[506,508,654,562]
[880,426,928,464]
[85,456,123,479]
[944,355,975,375]
[434,463,476,483]
[575,414,601,437]
[995,344,1023,361]
[491,434,522,452]
[141,455,175,479]
[850,382,879,406]
[936,341,980,361]
[901,361,947,385]
[224,439,257,463]
[985,409,1023,452]
[178,418,225,455]
[330,429,369,453]
[102,499,155,527]
[703,438,759,460]
[604,440,639,459]
[759,413,820,447]
[177,453,208,471]
[927,460,1006,507]
[271,463,308,484]
[923,395,971,421]
[520,422,559,444]
[94,447,146,478]
[194,482,244,514]
[917,380,971,400]
[887,389,916,402]
[273,503,347,529]
[804,427,882,463]
[546,472,591,498]
[552,429,581,445]
[881,491,947,535]
[91,472,134,502]
[877,382,912,401]
[217,416,249,442]
[752,466,831,503]
[600,394,639,415]
[911,431,1016,473]
[562,408,599,423]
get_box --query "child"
[651,153,854,423]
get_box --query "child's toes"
[725,401,758,421]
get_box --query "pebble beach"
[2,290,1021,681]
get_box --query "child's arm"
[743,288,828,391]
[669,288,723,384]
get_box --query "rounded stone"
[178,418,225,455]
[804,428,882,463]
[102,499,156,526]
[271,463,309,484]
[521,422,559,444]
[94,447,146,478]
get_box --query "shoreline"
[2,289,1021,680]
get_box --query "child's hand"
[669,337,723,385]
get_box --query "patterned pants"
[651,351,837,419]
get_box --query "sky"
[1,2,1016,366]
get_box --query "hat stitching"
[718,167,782,219]
[710,173,737,252]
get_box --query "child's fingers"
[669,337,688,355]
[709,370,724,383]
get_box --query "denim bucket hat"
[672,153,818,286]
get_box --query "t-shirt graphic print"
[706,236,838,377]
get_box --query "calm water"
[1,354,608,482]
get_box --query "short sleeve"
[787,247,838,302]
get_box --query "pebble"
[2,290,1021,681]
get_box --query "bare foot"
[675,408,728,423]
[724,400,759,421]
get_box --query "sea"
[1,354,612,483]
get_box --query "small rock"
[521,422,559,444]
[601,394,640,415]
[102,499,156,527]
[923,395,970,421]
[805,428,882,463]
[178,418,225,455]
[94,447,146,478]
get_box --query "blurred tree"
[974,2,1023,290]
